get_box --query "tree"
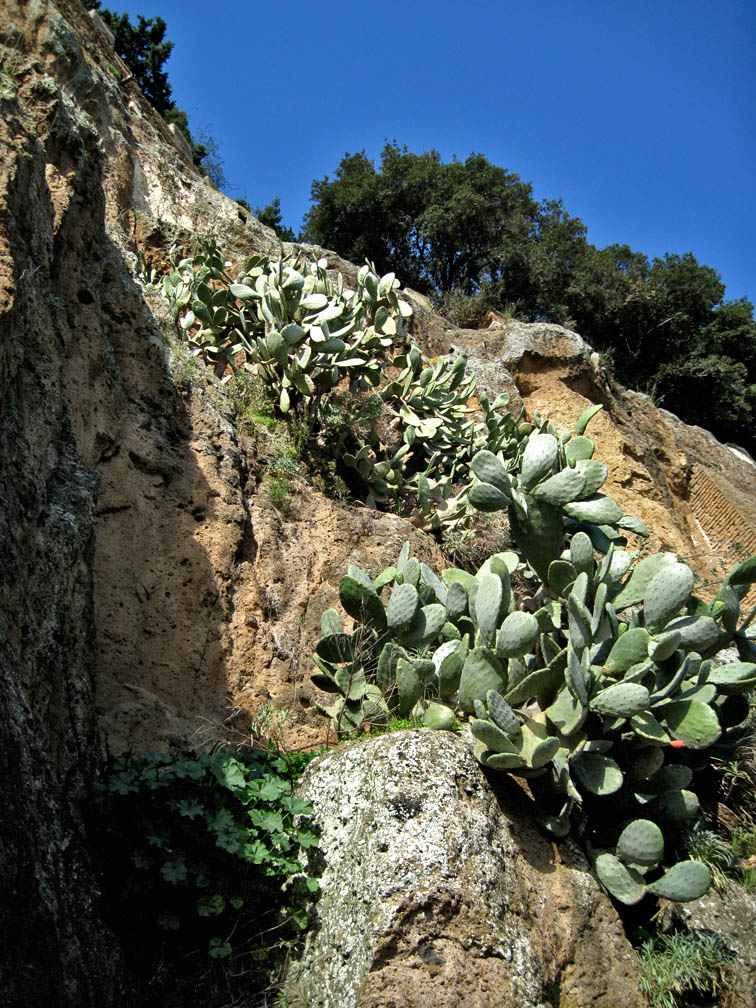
[303,143,541,297]
[93,5,225,186]
[653,297,756,446]
[253,198,296,242]
[304,151,388,274]
[94,6,174,114]
[306,144,756,451]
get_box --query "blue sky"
[111,0,755,305]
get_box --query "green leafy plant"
[343,347,515,522]
[731,825,756,889]
[639,930,733,1008]
[229,370,277,430]
[155,242,522,529]
[0,56,18,98]
[264,451,300,513]
[466,403,649,580]
[160,240,408,405]
[309,410,756,907]
[304,143,756,454]
[93,749,319,1004]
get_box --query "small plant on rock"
[639,929,733,1008]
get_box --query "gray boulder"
[285,729,643,1008]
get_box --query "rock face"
[286,731,644,1008]
[1,0,755,1003]
[422,318,756,601]
[674,886,756,1008]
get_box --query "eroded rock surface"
[674,886,756,1008]
[421,318,756,599]
[0,5,130,1000]
[2,0,756,1001]
[285,731,643,1008]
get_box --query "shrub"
[93,749,319,1005]
[309,407,756,907]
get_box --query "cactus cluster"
[157,242,518,529]
[311,434,756,905]
[344,347,516,521]
[467,405,650,581]
[160,240,411,417]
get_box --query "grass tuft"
[639,929,733,1008]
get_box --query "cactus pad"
[458,647,507,712]
[591,682,650,718]
[386,582,419,631]
[572,752,623,795]
[605,628,651,674]
[617,819,663,869]
[469,481,510,512]
[595,853,647,904]
[485,689,521,736]
[521,433,559,489]
[320,608,344,637]
[658,698,721,748]
[474,573,505,646]
[471,450,512,494]
[646,860,711,902]
[532,467,586,505]
[562,494,623,525]
[643,562,695,633]
[496,611,539,658]
[422,702,457,731]
[570,531,595,576]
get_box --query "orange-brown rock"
[1,0,755,1003]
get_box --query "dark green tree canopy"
[303,144,543,297]
[304,144,756,452]
[95,6,174,114]
[254,197,296,242]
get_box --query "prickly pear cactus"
[161,240,411,418]
[311,526,756,906]
[468,406,650,582]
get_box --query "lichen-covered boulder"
[673,885,756,1008]
[285,729,643,1008]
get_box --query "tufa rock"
[673,885,756,1008]
[285,730,644,1008]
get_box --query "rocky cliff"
[1,1,755,1005]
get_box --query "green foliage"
[156,240,518,528]
[159,239,409,407]
[310,413,756,906]
[639,930,733,1008]
[303,143,541,297]
[304,145,756,451]
[255,197,297,242]
[433,288,497,328]
[731,825,756,861]
[228,370,276,430]
[93,748,319,1005]
[264,451,300,513]
[94,5,225,185]
[682,822,735,892]
[731,826,756,889]
[94,5,174,113]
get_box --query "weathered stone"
[1,0,755,1001]
[0,8,131,999]
[673,885,756,1008]
[285,730,644,1008]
